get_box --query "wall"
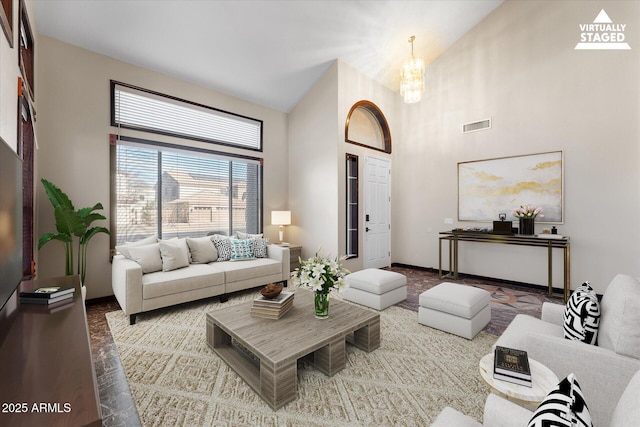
[337,60,396,273]
[36,36,289,299]
[392,0,640,294]
[288,61,339,258]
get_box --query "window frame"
[110,80,263,152]
[109,135,263,250]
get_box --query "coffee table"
[205,289,380,410]
[479,352,559,406]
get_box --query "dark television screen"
[0,138,23,311]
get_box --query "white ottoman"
[418,282,491,339]
[342,268,407,310]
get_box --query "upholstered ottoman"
[342,268,407,310]
[418,282,491,339]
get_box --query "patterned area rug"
[106,291,496,426]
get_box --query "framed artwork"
[0,0,13,47]
[458,151,563,223]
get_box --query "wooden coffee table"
[479,352,559,406]
[205,289,380,410]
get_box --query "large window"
[111,137,262,246]
[111,81,263,151]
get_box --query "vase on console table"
[519,218,535,235]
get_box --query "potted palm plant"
[38,179,110,297]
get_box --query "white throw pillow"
[598,274,640,358]
[127,243,162,273]
[236,231,263,240]
[186,236,218,263]
[159,238,190,271]
[116,234,158,258]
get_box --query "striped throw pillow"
[528,373,592,427]
[563,282,600,345]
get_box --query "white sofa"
[112,241,289,324]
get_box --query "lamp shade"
[271,211,291,226]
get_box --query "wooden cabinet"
[0,276,102,427]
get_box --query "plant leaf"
[77,203,104,218]
[41,178,75,210]
[38,232,71,249]
[54,205,86,237]
[81,212,107,226]
[80,226,111,245]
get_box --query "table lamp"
[271,211,291,244]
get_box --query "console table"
[438,232,571,302]
[0,275,102,427]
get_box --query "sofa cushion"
[229,238,255,261]
[159,239,190,271]
[563,282,600,345]
[253,237,270,258]
[116,234,158,258]
[528,373,593,427]
[186,236,218,264]
[494,313,564,351]
[214,258,281,283]
[610,369,640,427]
[236,231,263,239]
[212,235,232,261]
[142,264,225,299]
[127,243,163,273]
[598,274,640,359]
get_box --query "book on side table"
[493,345,532,387]
[19,286,75,305]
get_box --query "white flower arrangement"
[512,204,544,219]
[291,250,350,294]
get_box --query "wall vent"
[463,118,491,133]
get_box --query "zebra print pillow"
[528,373,593,427]
[211,235,232,262]
[563,282,600,345]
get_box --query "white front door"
[364,156,391,269]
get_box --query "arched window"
[345,100,391,153]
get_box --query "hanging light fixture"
[400,35,425,104]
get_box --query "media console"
[0,275,102,427]
[438,231,571,302]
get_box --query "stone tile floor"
[86,266,564,426]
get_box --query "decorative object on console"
[513,204,543,235]
[291,250,349,319]
[493,213,513,235]
[563,282,600,345]
[400,35,425,104]
[271,210,291,244]
[38,179,110,287]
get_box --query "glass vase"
[314,291,329,319]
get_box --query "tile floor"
[86,266,565,426]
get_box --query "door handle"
[366,227,370,232]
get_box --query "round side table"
[479,352,559,406]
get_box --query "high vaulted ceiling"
[34,0,503,112]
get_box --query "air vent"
[463,118,491,133]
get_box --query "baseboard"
[390,262,560,295]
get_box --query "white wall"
[36,36,289,299]
[392,0,640,294]
[288,61,339,258]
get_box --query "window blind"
[112,82,262,151]
[112,138,262,245]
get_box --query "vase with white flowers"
[512,204,544,235]
[291,250,350,319]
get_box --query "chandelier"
[400,36,425,104]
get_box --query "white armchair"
[493,273,640,426]
[431,369,640,427]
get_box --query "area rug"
[106,291,496,426]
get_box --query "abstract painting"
[458,151,563,223]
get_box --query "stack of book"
[19,286,75,306]
[251,291,294,319]
[493,345,532,387]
